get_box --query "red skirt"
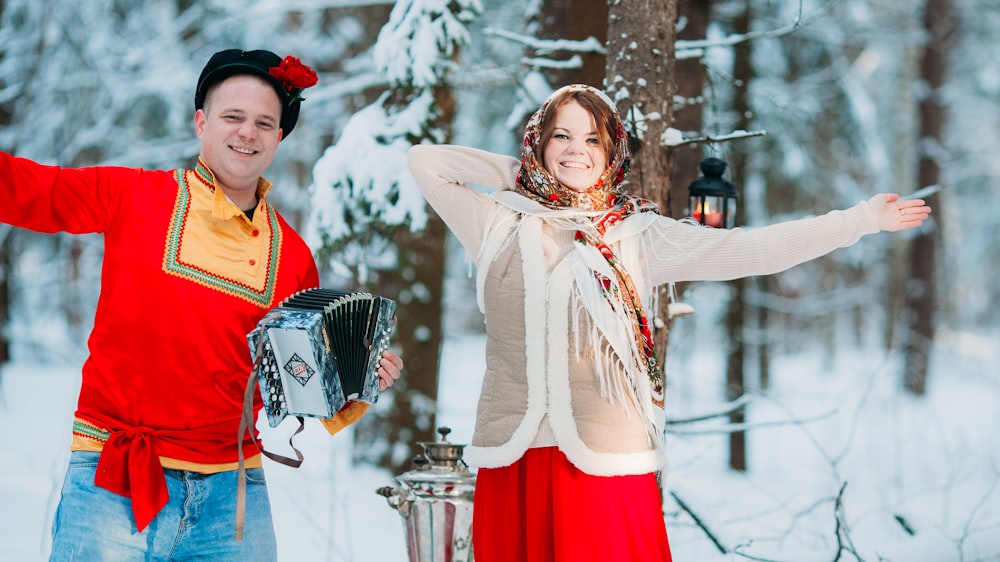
[472,446,672,562]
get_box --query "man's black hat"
[194,49,302,137]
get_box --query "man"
[0,49,403,560]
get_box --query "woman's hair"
[534,89,617,165]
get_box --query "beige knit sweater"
[407,144,880,476]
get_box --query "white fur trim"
[547,259,665,475]
[475,205,519,313]
[465,216,550,469]
[468,198,668,474]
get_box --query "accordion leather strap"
[234,311,306,541]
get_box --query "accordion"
[247,288,396,428]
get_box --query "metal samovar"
[376,426,476,562]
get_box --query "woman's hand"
[378,350,404,390]
[869,193,932,232]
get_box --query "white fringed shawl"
[474,191,666,465]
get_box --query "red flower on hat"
[269,56,318,104]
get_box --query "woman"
[406,84,930,562]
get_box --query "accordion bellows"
[247,288,396,428]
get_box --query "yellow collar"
[194,158,274,220]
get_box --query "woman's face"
[542,101,609,192]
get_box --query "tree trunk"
[669,0,710,221]
[353,82,455,474]
[667,0,710,337]
[903,0,953,395]
[532,0,608,88]
[883,0,921,353]
[359,216,447,472]
[757,275,772,390]
[725,278,746,470]
[605,0,679,377]
[725,1,753,472]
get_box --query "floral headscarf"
[515,84,665,410]
[514,84,632,210]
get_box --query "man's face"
[194,74,283,194]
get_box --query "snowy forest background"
[1,0,999,560]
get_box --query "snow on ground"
[2,330,999,561]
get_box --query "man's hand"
[378,351,403,390]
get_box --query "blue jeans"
[49,451,277,561]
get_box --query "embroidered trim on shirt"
[162,168,282,306]
[73,418,110,444]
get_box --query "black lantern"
[688,157,739,229]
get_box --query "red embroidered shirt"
[0,152,319,530]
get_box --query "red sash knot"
[93,429,169,532]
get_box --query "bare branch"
[831,481,863,562]
[893,514,916,536]
[668,490,728,554]
[665,408,838,436]
[665,395,752,425]
[520,55,584,70]
[483,27,606,54]
[674,0,842,58]
[957,468,1000,561]
[671,129,768,147]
